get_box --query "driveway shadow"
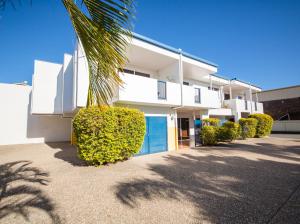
[46,142,86,167]
[114,145,300,223]
[0,161,62,223]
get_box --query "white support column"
[209,75,213,90]
[178,49,183,106]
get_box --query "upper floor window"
[135,71,150,78]
[208,86,219,91]
[157,81,166,100]
[183,81,189,86]
[245,100,248,110]
[224,93,230,100]
[121,68,134,74]
[194,88,201,103]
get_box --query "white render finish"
[31,60,64,114]
[116,73,181,106]
[0,83,71,145]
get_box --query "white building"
[0,33,263,153]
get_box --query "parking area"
[0,134,300,223]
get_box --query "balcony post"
[178,49,183,106]
[229,82,232,100]
[249,85,253,113]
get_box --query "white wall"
[63,54,75,114]
[117,73,181,106]
[75,42,89,107]
[272,120,300,132]
[0,84,71,145]
[158,62,180,83]
[31,60,63,114]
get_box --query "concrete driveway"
[0,135,299,224]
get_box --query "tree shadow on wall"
[114,144,300,223]
[0,161,62,223]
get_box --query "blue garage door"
[137,116,168,155]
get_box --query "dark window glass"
[195,88,201,103]
[135,71,150,78]
[183,81,189,86]
[255,102,257,111]
[121,69,134,74]
[224,93,230,100]
[157,81,166,99]
[245,100,248,110]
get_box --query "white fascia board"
[231,80,261,92]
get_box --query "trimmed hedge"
[73,106,146,165]
[239,118,258,139]
[201,126,218,145]
[202,118,220,127]
[218,121,240,142]
[248,113,273,137]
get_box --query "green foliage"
[201,126,218,146]
[248,113,273,137]
[73,106,146,166]
[217,121,240,142]
[239,118,258,139]
[202,118,220,127]
[63,0,134,106]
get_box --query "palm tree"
[0,0,134,106]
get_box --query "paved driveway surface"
[0,135,299,224]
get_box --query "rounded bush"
[239,118,258,139]
[73,106,146,165]
[248,113,273,137]
[202,118,220,127]
[201,126,218,145]
[218,121,240,142]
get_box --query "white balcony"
[114,73,181,106]
[182,85,221,109]
[224,99,263,114]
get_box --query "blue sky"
[0,0,299,90]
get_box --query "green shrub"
[202,118,220,127]
[239,118,258,139]
[73,106,146,166]
[201,126,218,145]
[248,113,273,137]
[218,121,240,142]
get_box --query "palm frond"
[62,0,134,106]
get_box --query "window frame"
[194,88,201,103]
[157,80,167,100]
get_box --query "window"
[194,88,201,103]
[121,68,134,74]
[255,102,257,111]
[237,96,243,100]
[157,81,166,99]
[135,71,150,78]
[183,81,189,86]
[208,86,219,91]
[245,100,248,110]
[224,93,230,100]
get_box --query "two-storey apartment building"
[23,33,263,154]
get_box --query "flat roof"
[132,32,261,90]
[258,84,300,93]
[133,32,218,68]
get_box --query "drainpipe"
[172,49,184,110]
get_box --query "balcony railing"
[223,99,263,113]
[114,73,181,106]
[182,85,221,108]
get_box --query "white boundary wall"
[272,120,300,133]
[0,83,71,145]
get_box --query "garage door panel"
[136,116,167,155]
